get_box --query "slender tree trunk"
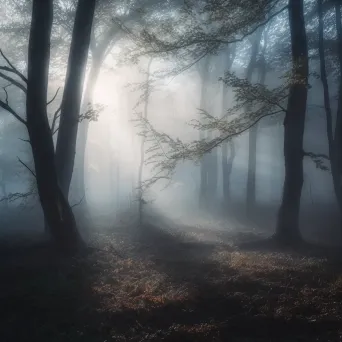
[199,56,210,209]
[317,0,341,207]
[75,26,119,203]
[221,45,236,203]
[26,0,80,252]
[275,0,308,245]
[138,58,153,225]
[75,58,102,201]
[334,1,342,231]
[247,29,269,216]
[246,28,263,216]
[55,0,96,198]
[0,182,8,208]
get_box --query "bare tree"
[26,0,80,251]
[275,0,308,244]
[55,0,97,198]
[137,58,153,225]
[317,0,341,213]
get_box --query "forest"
[0,0,341,341]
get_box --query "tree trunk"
[75,57,102,201]
[246,28,263,216]
[334,1,342,231]
[55,0,96,198]
[138,58,153,225]
[199,56,210,209]
[75,26,119,204]
[221,45,236,203]
[317,0,341,208]
[0,182,8,208]
[275,0,308,245]
[26,0,80,252]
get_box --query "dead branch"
[47,87,61,106]
[0,49,28,83]
[51,106,61,133]
[18,137,31,144]
[0,98,26,125]
[0,71,27,93]
[71,195,85,208]
[17,157,36,178]
[0,190,35,203]
[3,86,9,104]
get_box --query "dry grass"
[1,226,342,342]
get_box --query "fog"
[1,1,342,341]
[0,45,339,244]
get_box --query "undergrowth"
[1,226,341,342]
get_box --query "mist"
[1,1,341,341]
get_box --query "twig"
[47,87,60,106]
[17,157,36,178]
[0,99,27,125]
[138,5,288,56]
[3,86,9,104]
[0,190,35,203]
[18,138,31,144]
[71,195,85,208]
[0,49,28,83]
[303,151,330,160]
[0,71,27,93]
[51,106,61,133]
[199,109,284,155]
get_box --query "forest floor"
[1,213,342,342]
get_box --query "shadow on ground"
[0,218,342,342]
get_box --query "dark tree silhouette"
[55,0,97,198]
[26,0,80,251]
[275,0,308,244]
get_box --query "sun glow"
[93,73,118,106]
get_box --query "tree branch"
[51,106,61,133]
[47,87,60,106]
[17,157,36,178]
[0,71,27,93]
[0,49,28,83]
[18,138,31,144]
[71,195,85,208]
[0,98,26,125]
[201,109,284,155]
[139,5,289,56]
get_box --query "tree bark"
[55,0,96,198]
[334,1,342,231]
[275,0,308,245]
[26,0,80,252]
[317,0,341,208]
[246,28,263,216]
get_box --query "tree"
[137,58,153,225]
[198,55,214,209]
[333,0,342,229]
[55,0,97,198]
[274,0,308,244]
[245,28,263,216]
[25,0,80,251]
[132,0,313,246]
[317,0,341,212]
